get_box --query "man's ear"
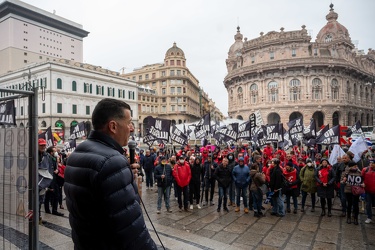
[108,120,117,134]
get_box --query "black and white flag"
[70,122,86,140]
[38,126,54,148]
[63,139,76,153]
[0,100,16,125]
[266,123,282,142]
[287,117,303,146]
[303,118,316,141]
[346,120,362,137]
[315,125,340,145]
[142,133,157,146]
[194,113,211,139]
[217,123,238,143]
[145,116,171,142]
[170,125,188,146]
[237,120,251,140]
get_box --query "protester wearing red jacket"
[263,143,273,160]
[173,155,192,211]
[283,162,300,214]
[362,159,375,224]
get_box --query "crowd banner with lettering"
[254,110,264,126]
[315,125,339,145]
[0,100,16,126]
[287,117,303,146]
[303,118,316,142]
[346,120,362,137]
[145,116,171,143]
[281,129,293,150]
[142,133,157,146]
[237,120,251,140]
[38,126,53,148]
[194,113,211,139]
[266,123,282,143]
[69,122,86,140]
[170,125,188,146]
[63,139,76,153]
[217,123,238,143]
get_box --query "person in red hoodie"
[362,159,375,224]
[263,143,273,160]
[283,162,301,214]
[173,155,192,212]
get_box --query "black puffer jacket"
[64,131,156,250]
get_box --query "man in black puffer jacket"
[64,98,156,250]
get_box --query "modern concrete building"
[0,0,89,75]
[122,42,223,136]
[224,4,375,128]
[0,60,138,140]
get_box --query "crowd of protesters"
[135,141,375,225]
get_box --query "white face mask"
[307,163,312,167]
[54,152,59,158]
[179,159,185,164]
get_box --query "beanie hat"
[238,157,244,162]
[306,158,313,164]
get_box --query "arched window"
[289,79,301,101]
[41,121,47,127]
[72,81,77,91]
[250,83,258,104]
[312,78,322,100]
[237,87,243,94]
[57,78,62,89]
[268,81,278,103]
[331,79,339,100]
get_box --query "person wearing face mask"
[154,156,173,214]
[299,158,317,212]
[341,162,364,225]
[315,158,336,217]
[172,155,192,212]
[44,146,64,217]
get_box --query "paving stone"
[155,217,175,226]
[298,221,318,232]
[194,228,216,239]
[312,241,337,250]
[248,222,273,234]
[315,229,339,244]
[232,242,255,249]
[258,214,281,224]
[340,238,366,250]
[284,243,310,250]
[234,215,257,225]
[261,230,289,247]
[214,214,238,226]
[202,223,225,232]
[236,232,264,246]
[184,220,206,232]
[178,215,199,225]
[289,229,315,246]
[211,231,239,244]
[200,213,220,224]
[300,214,320,224]
[282,213,302,222]
[223,222,250,234]
[254,244,279,250]
[319,217,340,230]
[341,228,364,241]
[272,220,297,233]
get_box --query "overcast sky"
[20,0,375,116]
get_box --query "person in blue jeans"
[232,157,250,213]
[269,158,285,217]
[154,156,173,213]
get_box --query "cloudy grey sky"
[21,0,375,116]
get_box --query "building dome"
[228,26,244,55]
[165,42,185,59]
[316,4,352,46]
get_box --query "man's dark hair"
[92,98,131,130]
[46,146,56,154]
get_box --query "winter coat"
[232,164,250,188]
[203,160,218,180]
[154,163,173,187]
[64,130,156,250]
[214,164,232,188]
[299,165,317,193]
[142,154,155,171]
[283,168,300,196]
[249,169,266,192]
[269,165,284,192]
[362,167,375,194]
[190,161,203,184]
[315,165,335,199]
[172,161,191,188]
[342,168,363,194]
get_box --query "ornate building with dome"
[122,42,223,136]
[224,4,375,128]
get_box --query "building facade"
[224,4,375,128]
[123,42,223,136]
[0,60,138,141]
[0,0,89,75]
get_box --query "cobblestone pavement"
[1,184,375,249]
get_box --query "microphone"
[128,140,137,164]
